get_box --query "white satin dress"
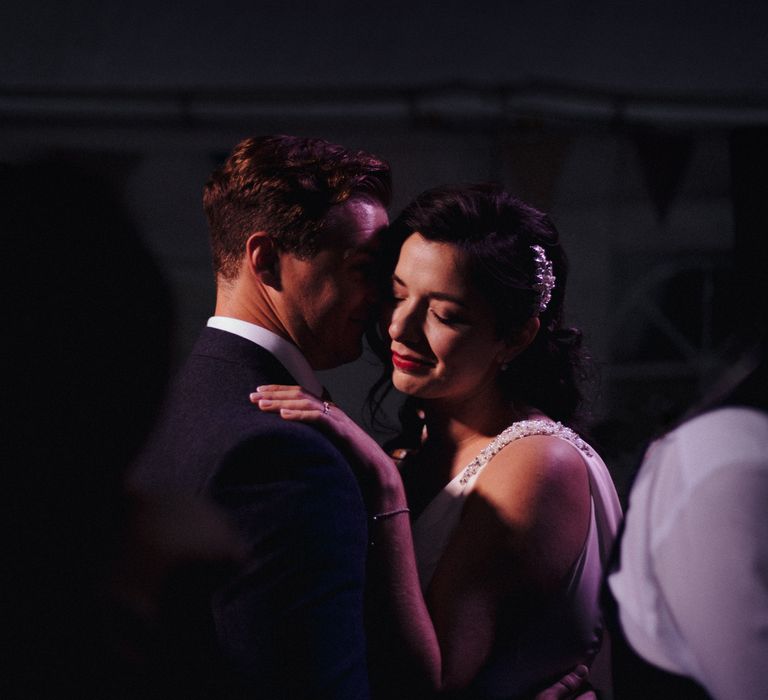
[412,419,622,699]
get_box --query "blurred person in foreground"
[2,158,242,698]
[606,321,767,700]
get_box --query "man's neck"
[215,278,289,342]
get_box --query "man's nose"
[363,275,379,306]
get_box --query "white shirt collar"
[206,316,323,397]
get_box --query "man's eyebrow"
[342,245,378,259]
[342,243,379,260]
[391,274,468,307]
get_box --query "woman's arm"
[251,385,444,692]
[252,387,591,694]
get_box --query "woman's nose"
[388,302,419,344]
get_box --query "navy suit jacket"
[133,327,370,699]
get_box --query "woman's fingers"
[255,384,301,393]
[250,395,317,411]
[249,391,336,423]
[250,385,310,406]
[251,384,307,400]
[249,385,342,431]
[277,407,326,422]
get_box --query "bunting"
[500,129,571,211]
[634,129,696,224]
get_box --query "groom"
[134,134,391,699]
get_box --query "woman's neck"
[404,384,538,503]
[422,383,526,451]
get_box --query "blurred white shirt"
[608,406,768,700]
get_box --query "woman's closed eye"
[390,286,407,304]
[430,308,464,326]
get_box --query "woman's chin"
[392,372,429,398]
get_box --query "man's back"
[134,327,370,698]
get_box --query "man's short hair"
[203,135,392,279]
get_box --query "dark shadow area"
[2,156,242,698]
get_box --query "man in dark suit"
[133,135,391,699]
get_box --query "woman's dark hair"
[369,183,591,445]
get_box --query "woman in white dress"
[253,184,621,699]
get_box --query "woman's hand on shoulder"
[251,385,336,426]
[250,385,367,453]
[250,385,403,502]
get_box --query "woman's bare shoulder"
[475,431,589,508]
[440,430,592,597]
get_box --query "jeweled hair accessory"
[531,244,555,314]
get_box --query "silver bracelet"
[369,507,410,548]
[370,507,410,522]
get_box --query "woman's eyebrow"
[392,274,468,307]
[429,291,468,307]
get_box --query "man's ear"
[245,231,281,289]
[497,316,540,367]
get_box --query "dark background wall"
[3,1,767,91]
[3,1,767,491]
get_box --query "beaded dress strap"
[459,419,593,485]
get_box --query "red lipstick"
[392,351,434,372]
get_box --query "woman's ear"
[245,231,281,288]
[498,317,540,367]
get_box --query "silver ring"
[322,401,331,415]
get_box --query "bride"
[252,184,621,699]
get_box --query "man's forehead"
[323,198,388,251]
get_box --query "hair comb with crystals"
[531,244,555,314]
